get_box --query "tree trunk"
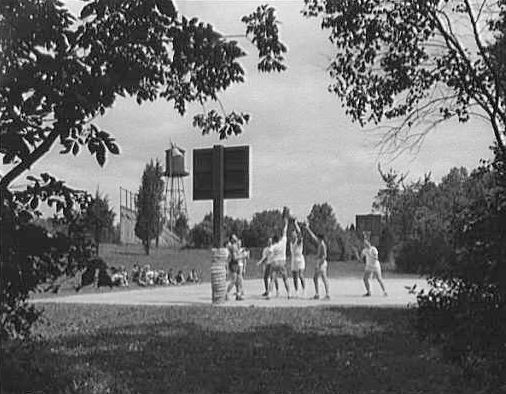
[144,238,150,255]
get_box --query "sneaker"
[383,292,388,297]
[323,295,330,300]
[261,291,268,297]
[313,295,320,300]
[363,292,371,297]
[236,295,244,301]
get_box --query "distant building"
[355,214,382,247]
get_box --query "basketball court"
[32,276,427,308]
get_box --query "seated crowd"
[131,264,201,287]
[76,258,201,291]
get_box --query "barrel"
[211,248,228,304]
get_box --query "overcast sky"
[24,0,494,226]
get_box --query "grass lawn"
[1,304,475,394]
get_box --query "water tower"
[164,143,189,231]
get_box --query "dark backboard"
[223,146,249,199]
[193,148,213,200]
[193,146,249,200]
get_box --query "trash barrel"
[211,248,228,304]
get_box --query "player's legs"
[363,270,372,296]
[226,272,237,298]
[263,264,270,295]
[267,268,278,297]
[373,268,387,296]
[236,265,244,300]
[298,269,306,296]
[321,267,330,298]
[292,270,299,292]
[281,267,291,297]
[313,268,321,298]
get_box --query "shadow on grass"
[2,305,472,394]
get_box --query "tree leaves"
[192,110,250,139]
[303,0,506,152]
[242,5,288,73]
[135,159,165,254]
[1,0,288,192]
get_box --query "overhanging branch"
[0,130,60,192]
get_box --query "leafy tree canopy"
[0,0,287,193]
[303,0,506,153]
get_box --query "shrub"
[415,148,506,387]
[1,175,92,340]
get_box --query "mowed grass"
[1,304,476,394]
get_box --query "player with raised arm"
[304,223,330,300]
[264,209,291,299]
[290,220,306,298]
[256,237,279,296]
[360,234,387,297]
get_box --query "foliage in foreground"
[0,175,95,340]
[415,149,506,385]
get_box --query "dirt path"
[32,277,427,308]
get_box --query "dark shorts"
[270,261,287,276]
[229,260,240,274]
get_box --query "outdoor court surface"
[33,276,427,308]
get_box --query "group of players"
[225,211,387,301]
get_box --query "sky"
[18,0,494,227]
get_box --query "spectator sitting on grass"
[191,268,201,284]
[131,263,140,285]
[111,266,128,287]
[176,270,186,285]
[167,268,176,285]
[155,270,169,286]
[96,259,113,289]
[144,265,155,286]
[138,265,152,286]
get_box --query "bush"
[395,233,453,274]
[1,175,93,340]
[415,279,505,386]
[415,148,506,387]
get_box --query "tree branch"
[0,129,60,191]
[432,8,506,147]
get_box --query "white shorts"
[291,257,305,271]
[315,260,327,275]
[365,263,382,277]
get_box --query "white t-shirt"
[290,240,304,262]
[262,246,273,265]
[361,246,380,270]
[270,235,287,263]
[237,247,249,267]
